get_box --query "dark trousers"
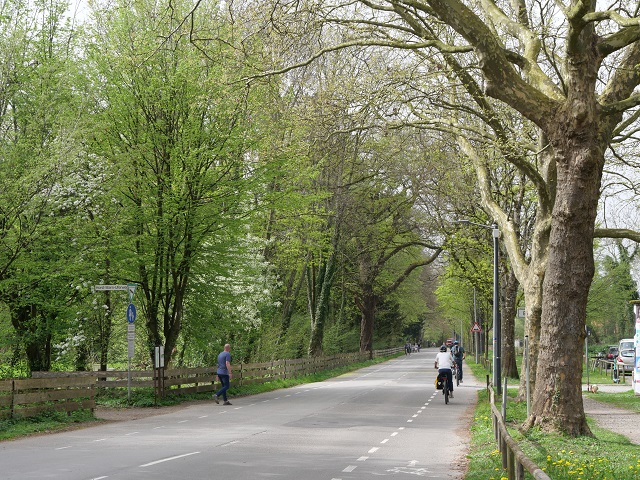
[455,358,463,380]
[438,368,453,392]
[215,374,230,401]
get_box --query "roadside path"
[582,384,640,444]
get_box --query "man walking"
[213,343,233,405]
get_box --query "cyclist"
[434,344,454,398]
[451,340,465,382]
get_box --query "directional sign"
[126,303,136,324]
[471,322,482,333]
[94,284,128,291]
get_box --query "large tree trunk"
[528,137,603,435]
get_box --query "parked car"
[619,338,634,352]
[617,349,635,374]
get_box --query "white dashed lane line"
[139,451,200,467]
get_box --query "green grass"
[464,358,640,480]
[0,409,98,441]
[0,354,400,441]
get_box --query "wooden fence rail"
[19,348,403,413]
[0,377,95,420]
[489,388,551,480]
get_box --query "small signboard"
[126,303,136,324]
[471,322,482,333]
[517,307,525,318]
[94,284,128,291]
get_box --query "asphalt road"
[0,348,481,479]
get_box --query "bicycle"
[452,362,461,386]
[437,371,450,404]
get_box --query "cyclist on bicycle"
[451,340,465,382]
[434,345,454,398]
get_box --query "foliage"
[587,242,639,344]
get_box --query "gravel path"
[583,393,640,444]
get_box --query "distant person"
[405,342,412,355]
[451,340,465,382]
[213,343,233,405]
[434,345,454,398]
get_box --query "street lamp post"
[455,220,502,395]
[491,223,501,395]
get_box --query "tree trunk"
[501,265,519,379]
[10,304,51,372]
[308,253,337,356]
[528,139,603,435]
[358,287,376,355]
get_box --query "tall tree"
[0,0,85,371]
[86,0,257,367]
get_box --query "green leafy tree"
[86,0,262,367]
[0,0,87,371]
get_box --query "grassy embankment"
[464,357,640,480]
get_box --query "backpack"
[452,345,461,357]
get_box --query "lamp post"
[455,220,502,395]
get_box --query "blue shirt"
[217,351,231,375]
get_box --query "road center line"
[343,465,357,472]
[357,456,368,461]
[139,451,200,467]
[381,438,389,444]
[368,447,379,453]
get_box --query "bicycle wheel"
[456,366,460,386]
[443,378,449,404]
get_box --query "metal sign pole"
[94,283,137,403]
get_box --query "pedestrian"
[213,343,233,405]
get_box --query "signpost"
[94,283,137,401]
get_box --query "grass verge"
[465,359,640,480]
[0,409,98,441]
